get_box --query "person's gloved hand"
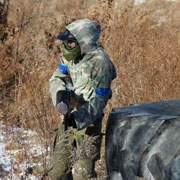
[60,113,77,128]
[56,102,68,115]
[67,113,77,128]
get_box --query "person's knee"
[49,154,72,180]
[49,169,65,180]
[73,159,96,180]
[49,166,72,180]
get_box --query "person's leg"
[73,158,96,180]
[72,118,102,180]
[49,123,74,180]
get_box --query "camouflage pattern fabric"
[49,118,102,180]
[49,19,116,180]
[49,19,116,131]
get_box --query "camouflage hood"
[66,19,100,55]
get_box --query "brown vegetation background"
[1,0,180,178]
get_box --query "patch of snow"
[135,0,147,4]
[0,123,50,179]
[135,0,178,5]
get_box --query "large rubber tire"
[105,99,180,180]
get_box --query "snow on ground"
[135,0,147,4]
[0,122,50,179]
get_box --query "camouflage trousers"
[49,118,102,180]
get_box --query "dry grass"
[1,0,180,179]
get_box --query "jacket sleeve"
[73,61,116,130]
[49,63,71,106]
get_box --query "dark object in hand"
[56,90,70,107]
[64,113,77,131]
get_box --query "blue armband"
[95,88,110,96]
[59,63,68,74]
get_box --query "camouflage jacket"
[49,19,116,130]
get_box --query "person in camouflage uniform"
[49,19,116,180]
